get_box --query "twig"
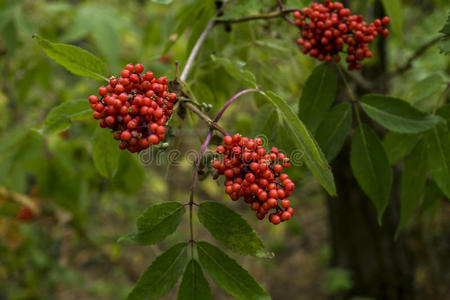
[387,35,444,77]
[0,186,40,214]
[214,9,297,25]
[180,0,231,81]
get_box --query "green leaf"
[315,103,352,162]
[211,56,257,88]
[382,132,421,165]
[197,241,271,300]
[92,127,120,178]
[298,64,337,132]
[407,74,445,104]
[127,243,188,300]
[396,141,427,237]
[39,100,92,134]
[119,202,186,245]
[198,202,271,258]
[360,94,445,134]
[350,124,392,223]
[33,35,108,81]
[425,125,450,198]
[263,91,336,196]
[380,0,403,39]
[177,260,212,300]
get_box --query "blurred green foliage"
[0,0,448,299]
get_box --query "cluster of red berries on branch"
[88,64,177,153]
[212,135,295,225]
[293,1,390,70]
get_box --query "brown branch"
[0,186,40,214]
[214,9,297,25]
[387,35,445,77]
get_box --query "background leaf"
[127,243,188,300]
[198,201,271,258]
[382,132,422,165]
[177,260,212,300]
[119,202,186,245]
[425,125,450,198]
[197,241,270,300]
[406,74,445,104]
[396,141,427,236]
[360,94,445,134]
[380,0,403,39]
[315,103,352,162]
[298,64,337,133]
[211,56,257,88]
[92,127,120,178]
[350,124,392,223]
[34,35,108,81]
[264,91,336,196]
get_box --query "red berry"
[281,211,291,221]
[98,86,107,96]
[134,64,144,73]
[121,131,131,141]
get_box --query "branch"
[388,35,444,77]
[0,186,40,214]
[180,0,231,81]
[214,9,297,25]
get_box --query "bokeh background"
[0,0,449,299]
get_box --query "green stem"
[336,64,363,127]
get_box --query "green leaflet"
[198,201,271,258]
[351,124,392,224]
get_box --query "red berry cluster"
[212,134,295,225]
[88,64,177,153]
[293,1,390,70]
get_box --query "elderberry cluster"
[293,1,390,70]
[212,135,295,225]
[88,64,177,153]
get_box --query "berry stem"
[276,0,296,25]
[213,88,263,122]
